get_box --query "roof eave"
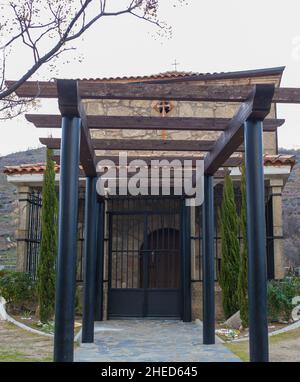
[139,66,286,85]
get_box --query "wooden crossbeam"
[53,155,242,168]
[6,80,300,103]
[204,84,275,175]
[57,79,97,177]
[41,137,245,152]
[95,169,229,180]
[25,114,285,132]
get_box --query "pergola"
[7,79,300,363]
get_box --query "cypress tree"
[37,148,58,323]
[219,175,240,319]
[238,162,248,327]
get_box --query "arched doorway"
[107,197,183,319]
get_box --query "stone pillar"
[269,179,285,279]
[16,186,31,272]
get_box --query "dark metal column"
[181,201,192,322]
[82,177,98,343]
[244,119,269,362]
[54,116,81,362]
[94,199,105,321]
[202,175,215,344]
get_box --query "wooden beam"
[54,154,203,166]
[204,84,275,175]
[53,155,243,167]
[57,79,97,177]
[274,87,300,104]
[25,114,285,132]
[41,137,245,152]
[6,80,300,103]
[96,169,229,180]
[6,80,57,98]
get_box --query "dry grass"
[0,321,53,362]
[225,327,300,362]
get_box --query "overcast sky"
[1,0,300,156]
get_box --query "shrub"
[37,148,58,323]
[0,271,37,311]
[267,277,300,322]
[219,175,240,319]
[238,163,248,327]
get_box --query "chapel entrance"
[107,197,183,319]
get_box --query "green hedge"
[0,270,37,311]
[267,277,300,322]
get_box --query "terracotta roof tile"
[263,154,296,167]
[75,67,285,83]
[3,155,296,176]
[4,163,60,175]
[78,71,197,82]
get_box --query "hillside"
[279,148,300,268]
[0,147,45,269]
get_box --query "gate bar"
[202,175,215,344]
[95,199,105,321]
[53,116,81,362]
[244,119,269,362]
[182,202,192,322]
[82,177,98,342]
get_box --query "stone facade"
[85,74,280,157]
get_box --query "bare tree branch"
[0,0,186,118]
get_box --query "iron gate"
[107,197,183,319]
[25,191,42,278]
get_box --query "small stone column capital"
[269,178,284,189]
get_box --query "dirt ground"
[0,321,53,362]
[225,327,300,362]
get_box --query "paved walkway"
[75,320,241,362]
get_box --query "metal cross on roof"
[172,59,180,71]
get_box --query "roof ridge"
[74,66,285,83]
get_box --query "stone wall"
[192,282,224,321]
[84,74,280,156]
